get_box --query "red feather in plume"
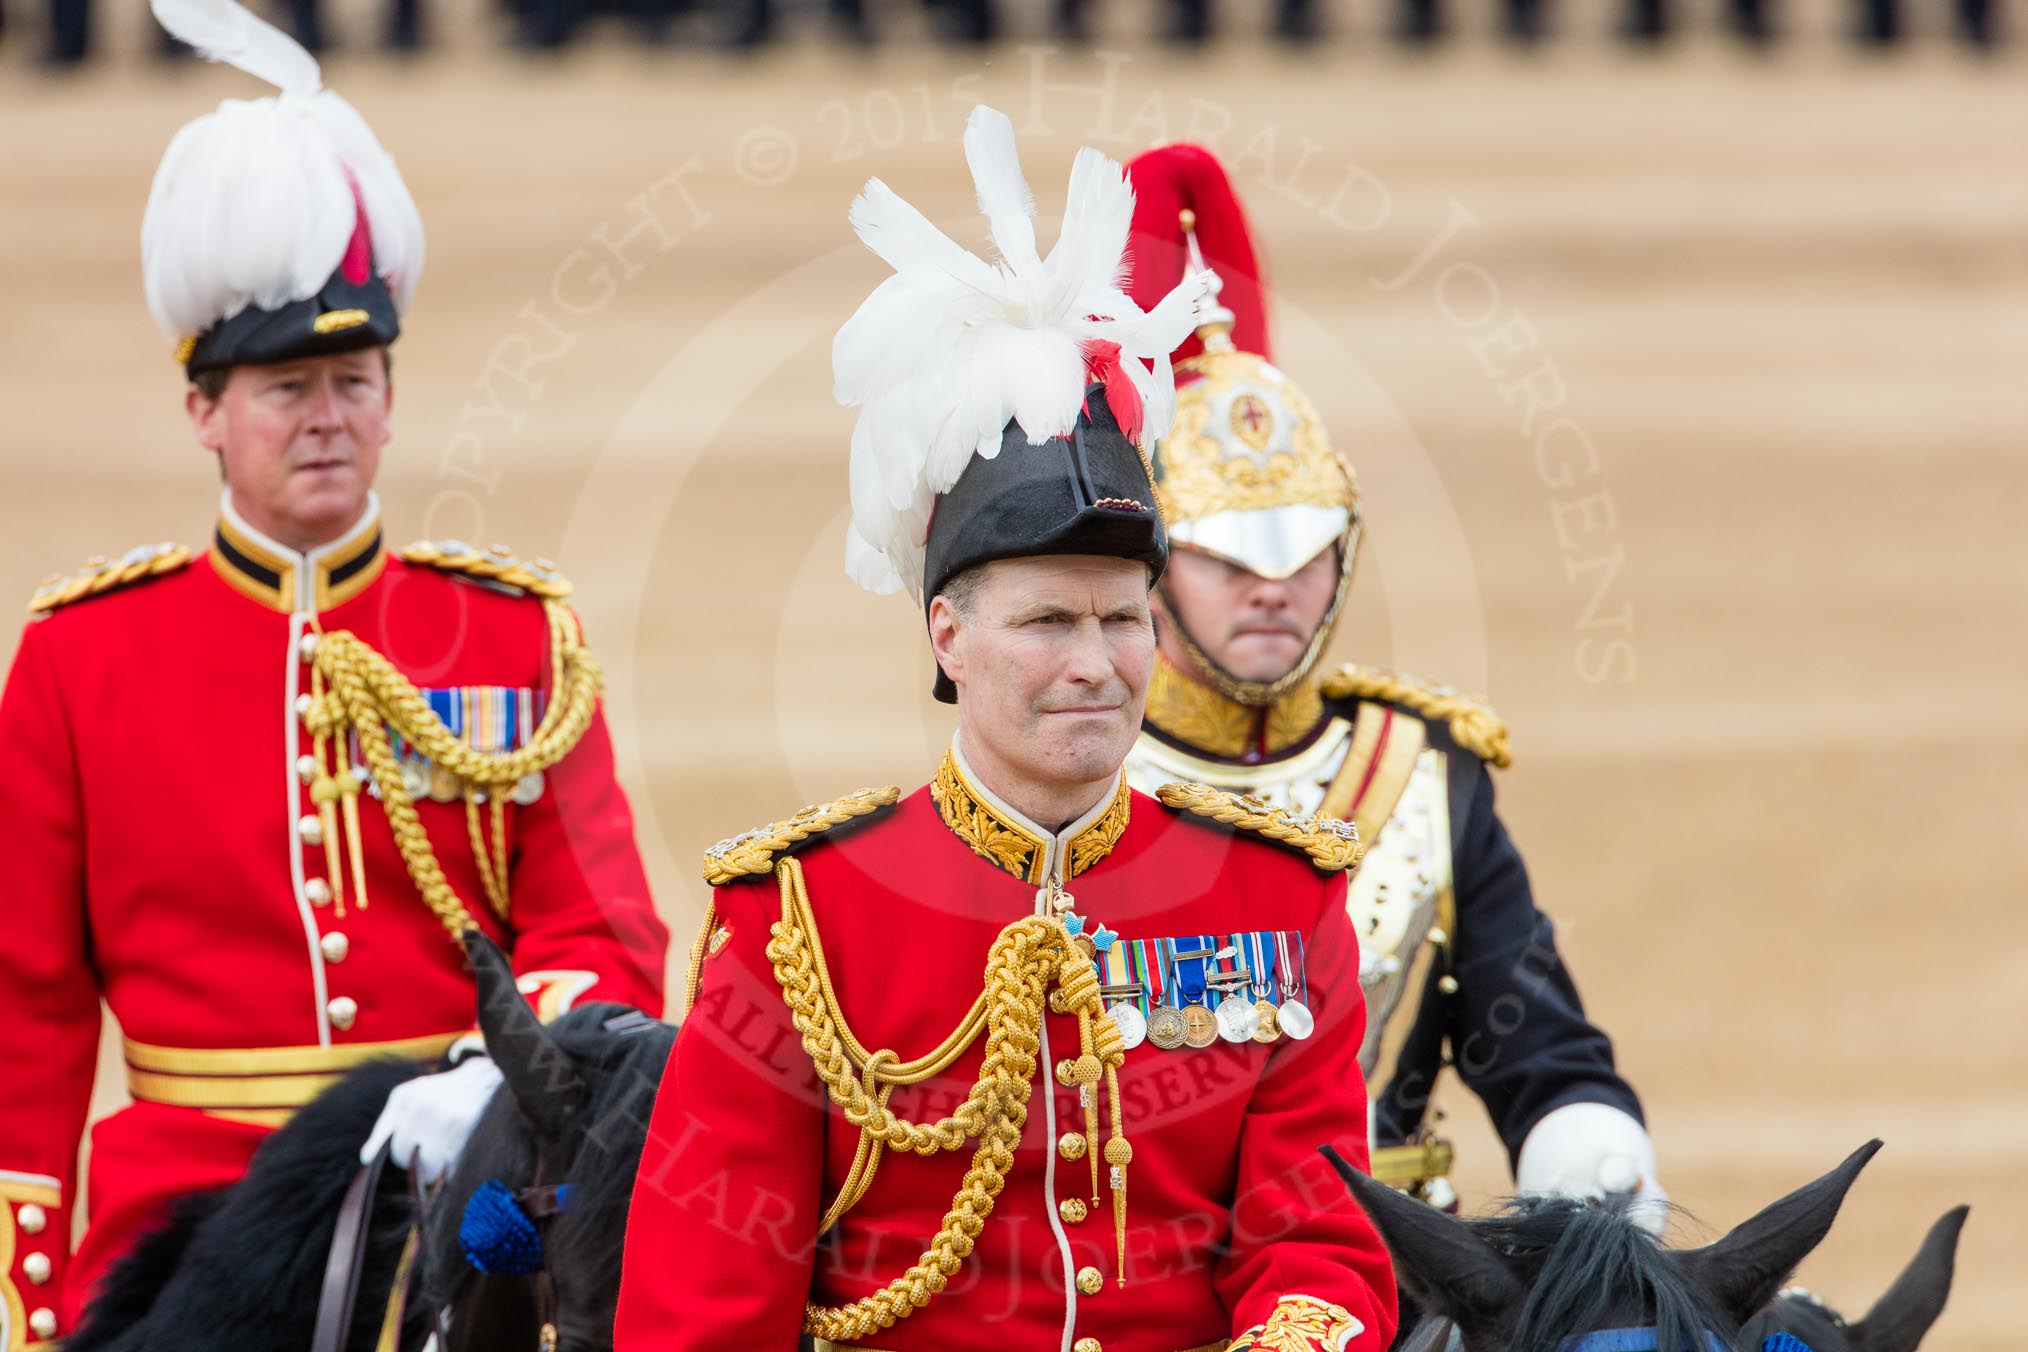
[1081,338,1145,447]
[339,174,374,285]
[1124,144,1271,364]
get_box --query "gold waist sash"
[123,1031,464,1128]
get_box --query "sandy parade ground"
[2,25,2024,1342]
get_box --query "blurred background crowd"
[13,0,2007,66]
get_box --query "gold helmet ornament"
[1126,145,1361,707]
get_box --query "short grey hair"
[935,562,991,618]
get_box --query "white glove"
[1515,1101,1669,1235]
[359,1055,505,1184]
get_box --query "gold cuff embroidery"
[1232,1294,1367,1352]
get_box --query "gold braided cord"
[768,860,1129,1342]
[1154,782,1364,873]
[303,595,602,941]
[1318,663,1512,769]
[28,544,191,614]
[680,901,721,1019]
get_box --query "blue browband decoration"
[1562,1331,1729,1352]
[1561,1331,1812,1352]
[460,1179,544,1275]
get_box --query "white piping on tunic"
[949,734,1124,1352]
[221,491,384,1047]
[285,610,333,1048]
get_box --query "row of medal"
[1073,924,1314,1052]
[348,685,548,807]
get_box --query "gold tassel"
[1105,1065,1131,1287]
[339,766,370,911]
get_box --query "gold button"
[1428,927,1450,947]
[1054,1058,1077,1087]
[1439,975,1460,995]
[16,1203,46,1235]
[320,932,350,963]
[297,632,319,661]
[1075,1266,1103,1296]
[1057,1132,1087,1162]
[29,1309,56,1339]
[1058,1197,1088,1224]
[298,814,324,847]
[296,754,319,783]
[295,693,314,719]
[23,1252,51,1285]
[304,877,333,906]
[327,996,358,1031]
[1072,1339,1101,1352]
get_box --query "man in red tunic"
[614,107,1396,1352]
[0,6,666,1346]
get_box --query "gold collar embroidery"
[211,493,386,614]
[929,748,1131,885]
[1142,653,1326,761]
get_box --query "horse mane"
[1468,1195,1737,1352]
[421,1001,677,1346]
[67,1057,427,1352]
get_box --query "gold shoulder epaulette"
[1319,663,1512,769]
[701,786,902,885]
[1154,782,1362,873]
[400,540,572,600]
[29,543,191,616]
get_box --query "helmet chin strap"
[1159,522,1362,708]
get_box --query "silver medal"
[401,759,430,800]
[1108,1003,1147,1050]
[511,770,545,806]
[1276,997,1315,1040]
[1215,993,1260,1042]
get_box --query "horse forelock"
[424,1003,676,1350]
[1471,1196,1737,1352]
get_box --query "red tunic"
[0,500,667,1348]
[615,746,1396,1352]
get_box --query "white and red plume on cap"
[834,105,1211,600]
[142,0,425,348]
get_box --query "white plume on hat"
[142,0,425,347]
[834,105,1210,600]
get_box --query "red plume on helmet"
[1125,144,1270,364]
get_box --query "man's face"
[188,348,391,548]
[1155,545,1340,684]
[931,555,1156,802]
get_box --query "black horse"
[73,958,1966,1352]
[1743,1205,1970,1352]
[1329,1141,1968,1352]
[68,931,675,1352]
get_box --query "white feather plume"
[151,0,320,95]
[835,105,1211,600]
[141,0,424,347]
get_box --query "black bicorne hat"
[923,388,1168,703]
[181,264,401,377]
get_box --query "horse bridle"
[1398,1324,1811,1352]
[310,1144,570,1352]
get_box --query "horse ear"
[1672,1139,1882,1325]
[1322,1146,1525,1348]
[1847,1206,1968,1352]
[463,929,591,1141]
